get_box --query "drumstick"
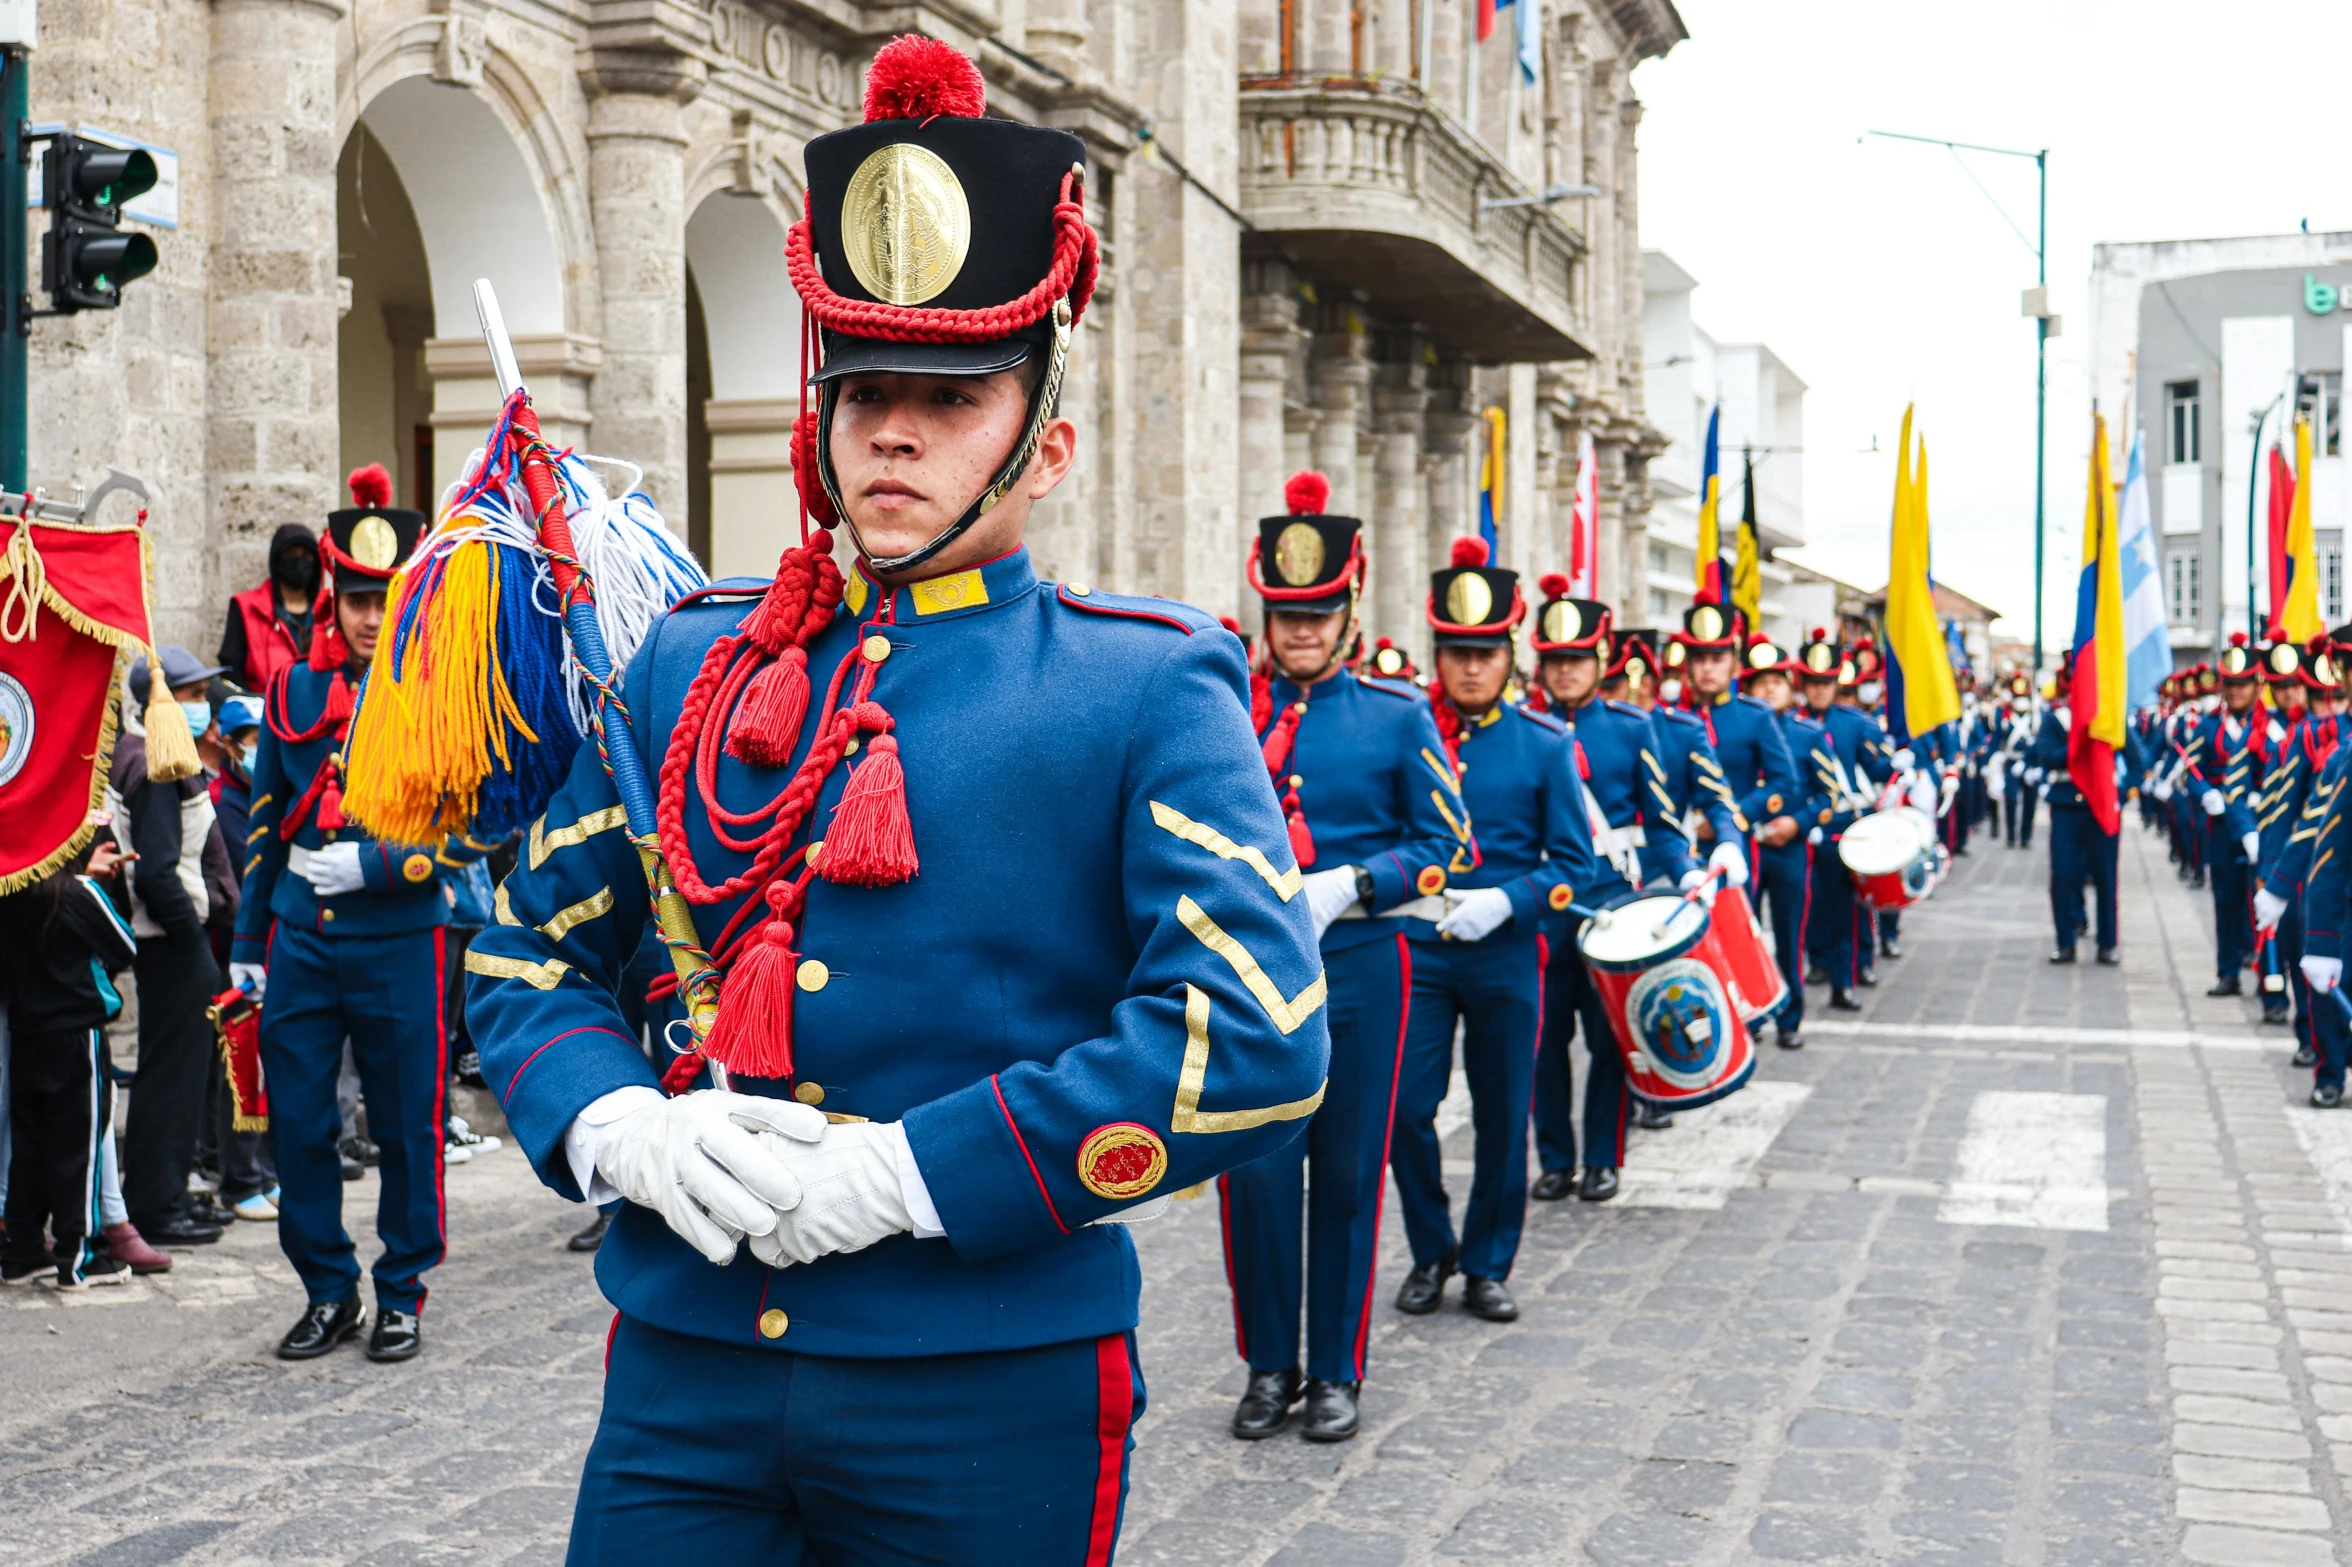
[1651,864,1726,940]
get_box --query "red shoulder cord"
[266,662,355,840]
[1257,675,1316,868]
[1424,680,1465,773]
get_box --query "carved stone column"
[1308,309,1370,517]
[1423,359,1478,589]
[1371,333,1430,651]
[582,49,706,518]
[1239,257,1307,570]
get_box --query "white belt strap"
[1335,893,1452,922]
[1588,813,1645,886]
[287,844,312,880]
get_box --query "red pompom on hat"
[1284,470,1331,516]
[1374,635,1394,650]
[1450,536,1490,568]
[863,35,987,122]
[347,463,393,509]
[1539,573,1570,599]
[2229,630,2249,647]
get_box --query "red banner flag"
[0,516,167,892]
[2265,443,2295,638]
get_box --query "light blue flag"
[2116,431,2172,712]
[1494,0,1543,83]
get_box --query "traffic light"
[40,135,157,311]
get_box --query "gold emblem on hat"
[2270,643,2299,675]
[1543,600,1582,644]
[1690,604,1723,642]
[2319,653,2339,684]
[1749,641,1778,669]
[1806,644,1834,673]
[1446,572,1493,626]
[350,514,398,571]
[1274,522,1325,587]
[1663,640,1686,668]
[841,143,972,306]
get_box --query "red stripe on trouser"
[605,1311,620,1374]
[1216,1174,1246,1360]
[421,925,450,1313]
[1353,934,1413,1381]
[1086,1334,1136,1567]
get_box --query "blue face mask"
[179,700,212,737]
[238,742,258,771]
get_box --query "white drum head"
[1578,894,1703,966]
[1840,811,1922,876]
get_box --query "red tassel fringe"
[819,706,918,887]
[315,774,346,833]
[701,896,799,1079]
[726,646,811,768]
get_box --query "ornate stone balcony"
[1237,78,1592,364]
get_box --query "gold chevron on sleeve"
[527,804,629,870]
[463,949,574,992]
[1430,787,1473,844]
[1419,748,1462,794]
[494,884,520,927]
[537,887,615,941]
[1149,801,1301,901]
[1171,984,1327,1133]
[1176,895,1327,1035]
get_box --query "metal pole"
[2032,149,2046,678]
[0,48,26,494]
[2248,401,2273,646]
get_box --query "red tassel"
[820,706,919,886]
[315,773,346,833]
[1283,784,1315,868]
[701,895,798,1079]
[725,647,811,768]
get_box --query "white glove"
[2241,831,2261,865]
[1890,747,1917,773]
[2025,767,2044,785]
[1678,867,1718,905]
[300,840,366,896]
[1436,885,1514,942]
[1302,865,1363,938]
[1707,840,1749,890]
[229,962,267,1000]
[2302,954,2342,992]
[745,1120,914,1268]
[2254,887,2289,932]
[1807,827,1824,846]
[2153,778,2174,802]
[594,1091,822,1265]
[2202,790,2227,818]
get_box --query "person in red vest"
[217,523,323,690]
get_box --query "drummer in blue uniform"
[2256,636,2350,1057]
[231,470,485,1363]
[1388,545,1596,1326]
[1220,471,1465,1443]
[467,39,1333,1550]
[1524,591,1701,1204]
[2293,626,2352,1108]
[1670,605,1798,915]
[1797,631,1886,1010]
[2181,634,2269,996]
[1841,638,1905,969]
[1739,632,1821,1048]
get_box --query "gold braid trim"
[0,647,126,895]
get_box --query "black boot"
[1827,988,1862,1012]
[1634,1098,1675,1130]
[1230,1369,1302,1440]
[2313,1083,2344,1110]
[2262,1002,2291,1026]
[2207,975,2243,998]
[1857,967,1880,988]
[2294,1042,2319,1068]
[277,1298,365,1360]
[1531,1168,1578,1201]
[1579,1166,1620,1203]
[568,1211,611,1252]
[1775,1022,1804,1050]
[1881,937,1904,959]
[2050,946,2077,964]
[1299,1379,1360,1443]
[367,1308,422,1363]
[2096,948,2120,965]
[1394,1249,1455,1315]
[1461,1276,1519,1322]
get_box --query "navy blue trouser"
[2047,805,2118,953]
[1531,936,1630,1174]
[1391,933,1544,1281]
[1757,843,1809,1031]
[2005,779,2037,846]
[1220,933,1407,1385]
[2206,821,2253,978]
[572,1317,1143,1565]
[259,925,448,1312]
[2315,980,2351,1091]
[1805,837,1857,989]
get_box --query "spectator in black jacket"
[1,840,140,1288]
[114,647,236,1248]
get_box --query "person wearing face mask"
[199,691,278,1220]
[219,524,323,692]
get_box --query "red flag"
[2266,444,2295,638]
[0,517,162,892]
[1477,0,1497,41]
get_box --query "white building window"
[1648,542,1670,574]
[2167,547,2201,625]
[1649,588,1671,619]
[2167,380,2201,465]
[2326,545,2343,623]
[2297,373,2343,457]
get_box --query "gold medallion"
[1445,572,1493,626]
[1691,604,1723,642]
[1748,641,1778,669]
[1663,640,1686,669]
[1807,644,1834,673]
[351,515,398,571]
[1273,522,1325,587]
[1542,600,1582,644]
[840,143,972,306]
[2270,643,2299,675]
[1077,1124,1167,1200]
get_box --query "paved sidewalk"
[0,816,2344,1565]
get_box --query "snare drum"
[1710,882,1789,1022]
[1839,808,1938,911]
[1576,892,1759,1110]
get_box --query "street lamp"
[1480,183,1601,213]
[1865,131,2051,676]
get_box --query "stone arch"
[684,180,803,578]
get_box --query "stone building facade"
[24,0,1682,659]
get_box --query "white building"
[1642,250,1808,645]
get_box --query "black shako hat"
[1797,626,1841,682]
[1426,537,1525,649]
[1250,470,1363,617]
[1671,599,1743,654]
[1530,574,1612,662]
[322,463,424,588]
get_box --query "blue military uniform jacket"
[1685,691,1800,835]
[1820,704,1893,814]
[1427,701,1598,938]
[1553,697,1695,893]
[2179,708,2268,841]
[233,660,487,964]
[469,548,1332,1359]
[1778,710,1850,837]
[2027,707,2151,810]
[1650,706,1746,851]
[1264,670,1468,952]
[2261,715,2352,897]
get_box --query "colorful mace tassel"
[699,884,800,1079]
[818,702,919,887]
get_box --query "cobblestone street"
[6,819,2349,1566]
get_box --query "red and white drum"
[1840,808,1939,911]
[1710,882,1789,1022]
[1576,892,1759,1109]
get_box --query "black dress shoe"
[2097,948,2120,965]
[1230,1368,1302,1440]
[1579,1166,1620,1203]
[1394,1249,1455,1314]
[1462,1276,1518,1322]
[1804,965,1826,985]
[2313,1083,2344,1109]
[1530,1169,1578,1202]
[1299,1379,1359,1442]
[1857,967,1880,988]
[2294,1043,2320,1068]
[2262,1003,2292,1026]
[183,1199,236,1228]
[1634,1099,1675,1131]
[2050,947,2077,964]
[1775,1023,1804,1050]
[367,1308,422,1363]
[2190,871,2207,888]
[278,1298,364,1360]
[142,1215,224,1247]
[340,1135,381,1169]
[568,1211,612,1253]
[1827,989,1862,1012]
[2207,976,2243,998]
[1881,938,1904,959]
[340,1153,364,1182]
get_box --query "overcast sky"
[1632,0,2352,652]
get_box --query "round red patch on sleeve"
[1077,1123,1168,1200]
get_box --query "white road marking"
[1618,1080,1813,1210]
[1805,1019,2280,1052]
[1939,1090,2110,1232]
[2284,1108,2352,1236]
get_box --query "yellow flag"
[1883,405,1961,739]
[2281,415,2323,642]
[2082,412,2125,747]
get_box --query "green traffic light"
[76,147,157,212]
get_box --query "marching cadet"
[1673,608,1799,905]
[1525,590,1701,1204]
[470,41,1333,1549]
[1389,553,1597,1326]
[2180,634,2268,996]
[1841,640,1905,967]
[1740,633,1823,1047]
[1800,632,1891,1005]
[2256,635,2351,1061]
[1998,672,2038,848]
[2296,628,2352,1109]
[1220,472,1464,1443]
[2248,639,2318,1026]
[230,468,484,1363]
[2028,661,2148,964]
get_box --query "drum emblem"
[1623,958,1733,1087]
